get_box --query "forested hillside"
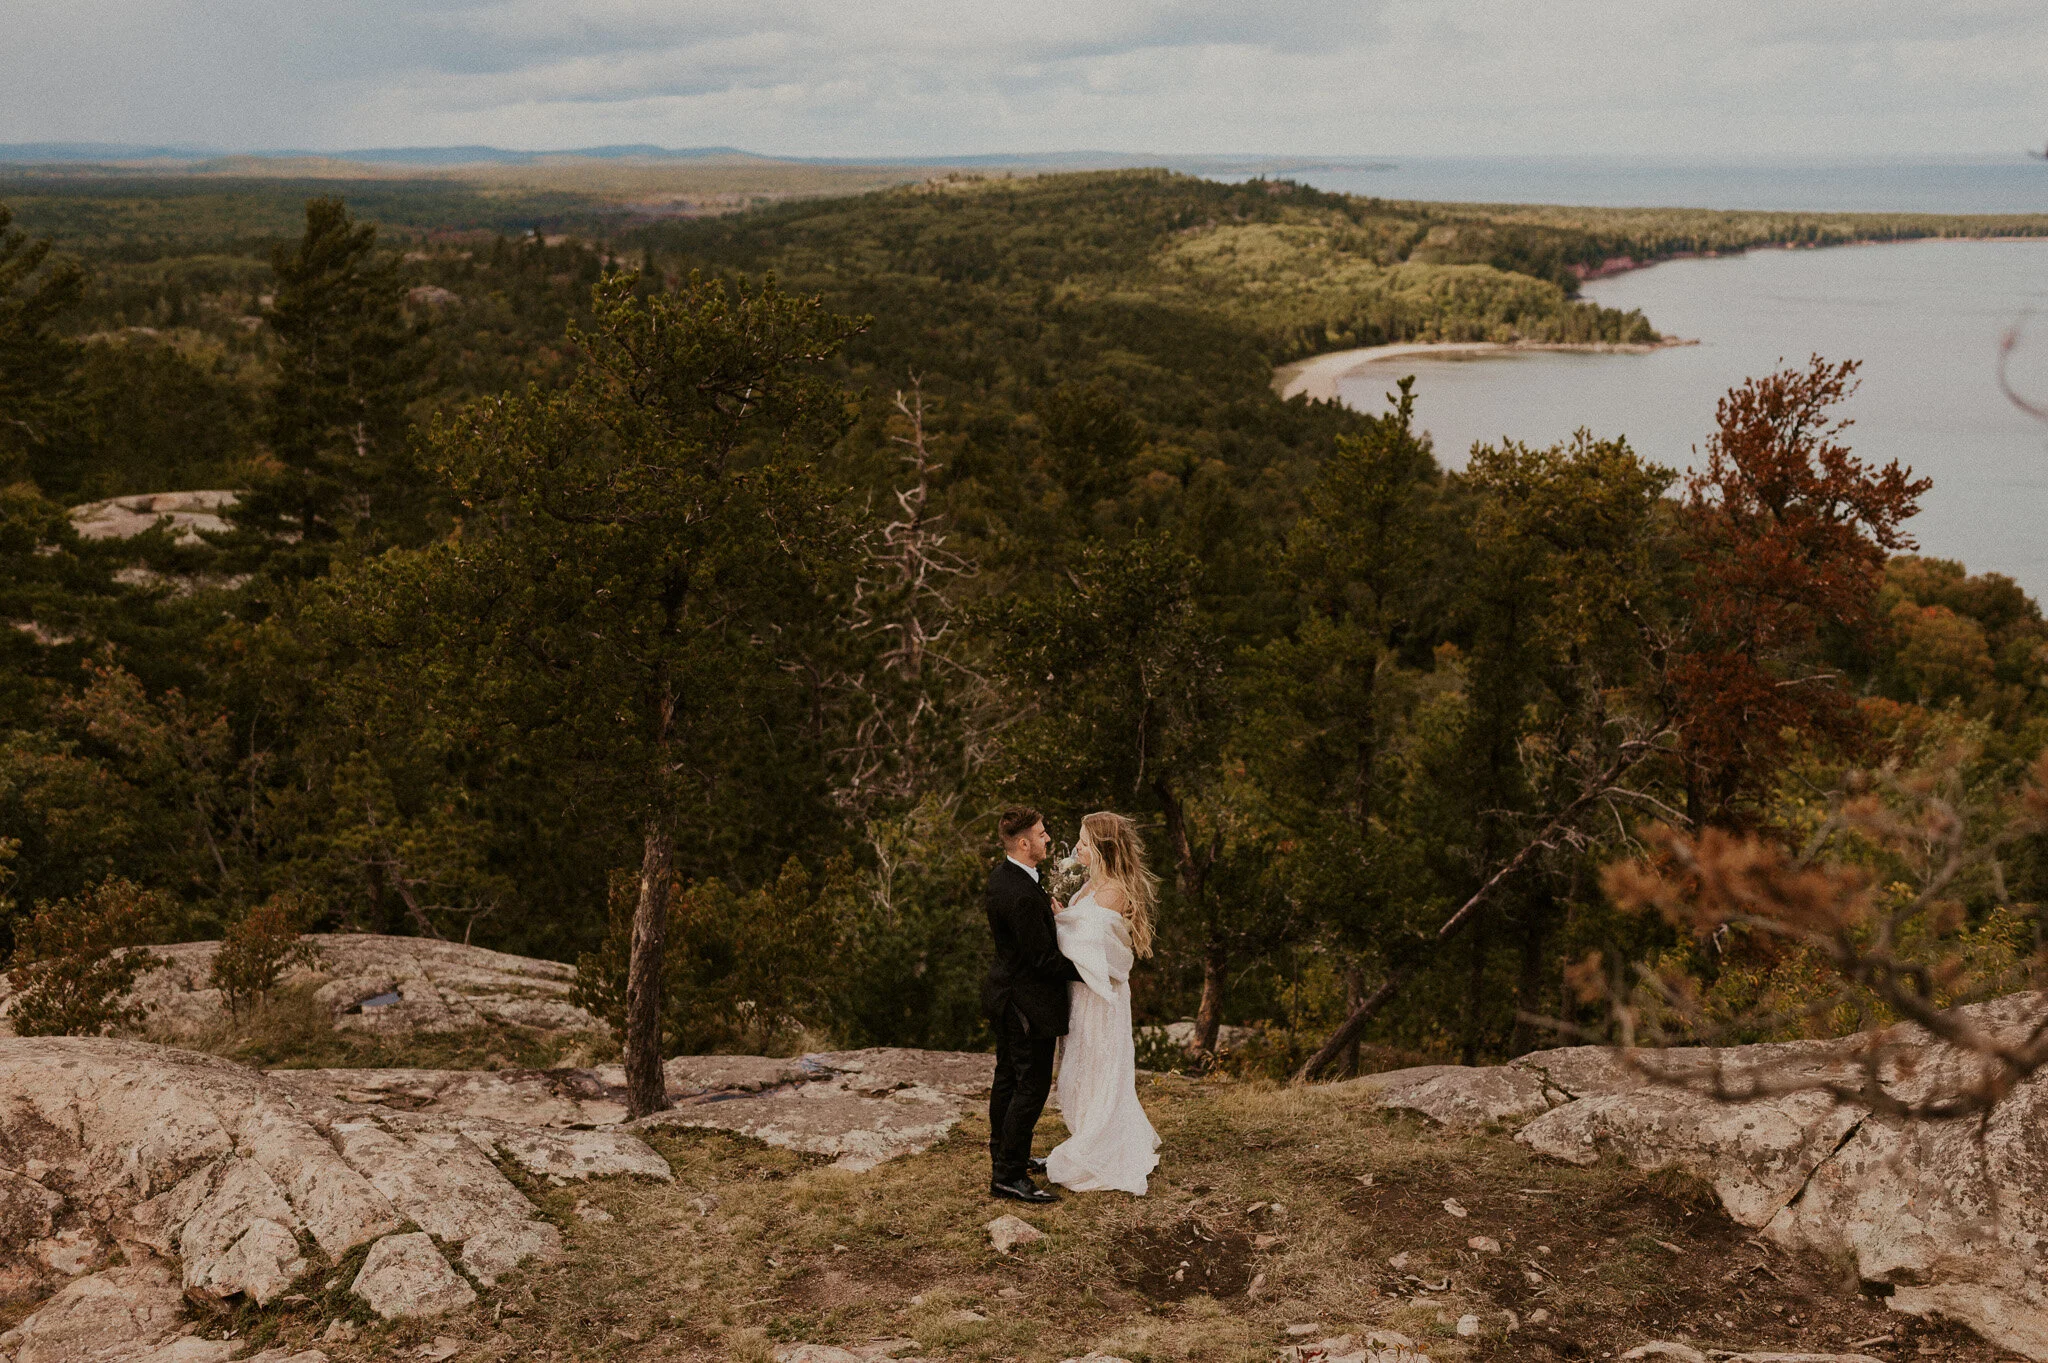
[5,168,2047,1073]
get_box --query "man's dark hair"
[998,806,1044,840]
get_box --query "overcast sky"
[7,1,2045,159]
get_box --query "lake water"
[1286,156,2048,215]
[1328,241,2048,599]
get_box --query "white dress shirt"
[1006,855,1041,884]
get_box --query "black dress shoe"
[1028,1157,1048,1176]
[990,1176,1058,1204]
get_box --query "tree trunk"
[1155,778,1225,1057]
[624,825,674,1119]
[1459,911,1492,1066]
[1193,939,1228,1057]
[1342,962,1365,1077]
[1511,888,1552,1055]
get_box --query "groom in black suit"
[983,806,1082,1203]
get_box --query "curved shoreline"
[1272,337,1696,404]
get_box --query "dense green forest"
[5,168,2048,1074]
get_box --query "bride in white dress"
[1045,811,1162,1196]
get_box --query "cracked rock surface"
[1347,992,2048,1359]
[277,1046,995,1174]
[0,934,608,1043]
[629,1048,990,1172]
[0,1026,994,1360]
[0,1037,672,1357]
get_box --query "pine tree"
[236,198,426,566]
[0,203,85,488]
[325,272,864,1117]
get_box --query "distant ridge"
[0,141,215,163]
[288,145,760,166]
[0,142,1392,177]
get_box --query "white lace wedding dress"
[1044,887,1160,1195]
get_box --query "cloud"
[4,0,2045,157]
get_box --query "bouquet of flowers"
[1043,846,1088,907]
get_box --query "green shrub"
[5,876,164,1036]
[210,893,316,1015]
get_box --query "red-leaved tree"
[1670,357,1931,826]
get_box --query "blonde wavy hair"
[1079,811,1160,958]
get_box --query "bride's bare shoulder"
[1094,882,1126,914]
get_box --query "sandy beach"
[1272,338,1691,404]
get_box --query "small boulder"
[1620,1347,1708,1362]
[351,1232,477,1320]
[8,1261,191,1363]
[1346,1063,1562,1127]
[1466,1235,1501,1253]
[986,1214,1045,1252]
[774,1348,866,1363]
[1454,1314,1479,1337]
[407,286,462,310]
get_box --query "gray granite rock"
[351,1232,476,1320]
[67,491,238,547]
[0,1036,669,1346]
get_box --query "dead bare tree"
[826,378,998,813]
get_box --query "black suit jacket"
[982,859,1083,1037]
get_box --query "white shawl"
[1055,891,1134,1003]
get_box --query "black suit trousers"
[989,1007,1057,1182]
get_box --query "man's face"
[1010,819,1052,867]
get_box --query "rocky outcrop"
[0,1032,991,1360]
[1340,1063,1565,1128]
[0,934,610,1043]
[271,1047,994,1175]
[631,1048,991,1172]
[267,1047,993,1174]
[67,491,237,547]
[1518,1087,1863,1228]
[1347,994,2048,1359]
[1141,1020,1253,1055]
[405,286,461,310]
[0,1037,671,1353]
